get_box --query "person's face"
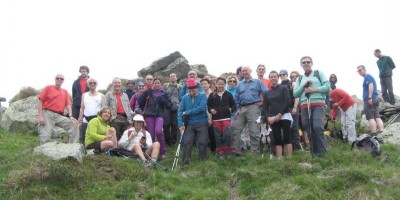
[188,71,197,79]
[138,85,145,91]
[329,75,336,81]
[300,58,313,72]
[201,81,210,90]
[357,67,366,76]
[170,74,177,82]
[279,73,288,80]
[55,75,65,87]
[127,83,135,89]
[189,88,198,96]
[216,80,225,92]
[241,67,251,79]
[257,66,266,76]
[269,73,279,86]
[112,79,122,91]
[80,69,88,78]
[374,51,382,58]
[290,73,298,82]
[153,80,162,90]
[134,121,143,129]
[101,109,111,121]
[88,80,97,90]
[146,75,154,85]
[228,78,237,87]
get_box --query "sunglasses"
[301,61,312,64]
[56,77,64,81]
[228,80,236,83]
[89,82,97,85]
[279,74,286,76]
[138,85,145,87]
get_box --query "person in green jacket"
[374,49,396,105]
[85,107,118,152]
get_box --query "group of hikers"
[37,49,396,167]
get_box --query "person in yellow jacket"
[85,107,118,152]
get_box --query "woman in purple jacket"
[138,78,172,159]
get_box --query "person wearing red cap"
[178,71,204,101]
[178,77,209,166]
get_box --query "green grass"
[1,127,400,199]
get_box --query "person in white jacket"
[118,114,160,164]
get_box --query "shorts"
[364,99,380,120]
[86,141,102,152]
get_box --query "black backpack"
[104,147,139,159]
[351,134,381,157]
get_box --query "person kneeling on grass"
[118,114,160,164]
[85,107,118,153]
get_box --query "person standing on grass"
[85,107,118,153]
[357,65,384,135]
[231,66,268,156]
[374,49,396,105]
[102,77,133,140]
[208,77,236,159]
[72,65,90,119]
[38,74,79,144]
[77,78,104,144]
[178,78,209,166]
[293,56,330,157]
[262,71,292,159]
[163,73,182,146]
[329,88,357,143]
[201,78,216,154]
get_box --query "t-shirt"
[38,85,70,113]
[362,74,378,101]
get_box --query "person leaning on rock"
[38,74,79,144]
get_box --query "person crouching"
[118,114,160,164]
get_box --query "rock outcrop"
[377,122,400,148]
[0,96,66,135]
[137,51,208,82]
[34,142,85,163]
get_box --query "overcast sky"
[1,0,399,107]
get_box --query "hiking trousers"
[39,109,79,144]
[182,122,208,165]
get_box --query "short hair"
[290,71,300,77]
[216,77,226,84]
[153,77,162,84]
[236,66,242,75]
[200,78,210,84]
[257,64,265,70]
[374,49,381,53]
[79,65,89,73]
[98,107,112,122]
[357,65,366,70]
[300,56,313,64]
[269,70,278,78]
[86,78,97,87]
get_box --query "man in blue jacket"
[178,78,208,166]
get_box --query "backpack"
[298,70,330,95]
[351,134,381,157]
[104,147,139,159]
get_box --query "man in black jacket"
[72,66,90,119]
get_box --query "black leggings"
[271,120,292,146]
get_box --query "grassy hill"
[1,127,400,199]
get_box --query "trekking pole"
[172,130,184,171]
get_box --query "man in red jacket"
[330,88,357,143]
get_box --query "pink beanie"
[187,78,197,89]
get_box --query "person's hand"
[38,116,45,125]
[332,103,339,107]
[210,109,217,115]
[267,116,276,125]
[140,137,146,145]
[291,107,297,115]
[182,111,186,116]
[275,113,282,122]
[304,87,318,94]
[179,126,185,133]
[368,98,373,105]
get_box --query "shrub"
[10,87,40,104]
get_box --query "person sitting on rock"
[85,107,118,153]
[118,114,160,164]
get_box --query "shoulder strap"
[314,70,322,85]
